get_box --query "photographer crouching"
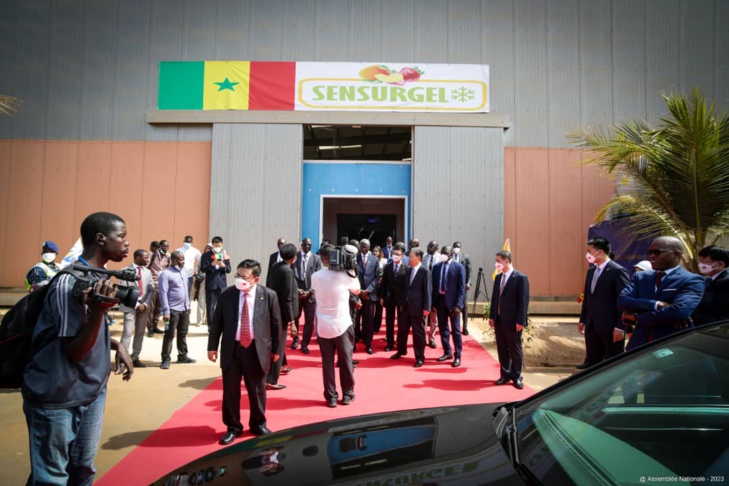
[22,212,134,485]
[310,244,361,408]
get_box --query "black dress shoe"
[428,339,437,349]
[342,395,355,405]
[147,329,154,338]
[219,430,242,445]
[390,352,405,360]
[266,383,286,390]
[327,397,337,408]
[495,377,509,385]
[576,363,589,370]
[462,329,469,336]
[352,359,360,365]
[153,328,165,334]
[414,360,424,368]
[452,358,461,368]
[513,378,524,390]
[160,360,170,370]
[252,426,272,436]
[177,356,196,364]
[436,354,453,362]
[301,346,310,354]
[290,340,298,350]
[366,347,373,355]
[132,359,147,368]
[281,366,292,375]
[384,346,393,352]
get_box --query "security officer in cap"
[25,241,61,292]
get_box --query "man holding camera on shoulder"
[22,211,134,485]
[311,244,361,408]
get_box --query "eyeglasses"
[647,249,672,256]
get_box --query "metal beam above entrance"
[146,110,511,128]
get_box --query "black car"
[154,322,729,485]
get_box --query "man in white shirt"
[311,244,361,408]
[177,235,202,295]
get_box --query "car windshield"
[512,325,729,485]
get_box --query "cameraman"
[22,212,133,485]
[310,244,361,408]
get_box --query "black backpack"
[0,269,72,388]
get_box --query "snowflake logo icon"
[451,87,475,103]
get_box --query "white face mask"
[453,248,461,254]
[41,252,56,263]
[235,278,252,291]
[213,246,223,254]
[698,263,716,275]
[440,254,449,262]
[183,242,191,249]
[585,252,596,264]
[495,262,504,272]
[392,255,402,263]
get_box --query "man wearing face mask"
[208,259,281,443]
[378,244,409,353]
[452,242,472,335]
[159,251,195,369]
[431,246,466,367]
[489,250,530,389]
[422,241,440,348]
[25,241,61,292]
[176,235,201,297]
[201,236,232,330]
[578,237,630,368]
[692,245,729,325]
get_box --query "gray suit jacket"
[118,264,154,313]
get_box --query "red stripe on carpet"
[97,333,532,485]
[248,61,296,110]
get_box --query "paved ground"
[0,310,575,484]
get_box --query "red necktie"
[137,267,144,297]
[655,271,666,289]
[240,292,251,348]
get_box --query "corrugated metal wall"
[1,0,727,146]
[210,124,302,281]
[413,126,504,295]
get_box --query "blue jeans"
[24,387,107,486]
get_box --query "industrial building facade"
[1,0,727,297]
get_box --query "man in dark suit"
[200,236,232,329]
[618,236,705,351]
[266,237,286,280]
[292,238,322,354]
[208,259,281,445]
[265,243,299,391]
[422,240,440,348]
[452,241,472,335]
[693,245,729,325]
[578,237,630,368]
[431,246,466,367]
[489,250,530,389]
[356,238,382,354]
[394,248,432,367]
[382,236,394,260]
[379,243,409,353]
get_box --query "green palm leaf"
[569,89,729,271]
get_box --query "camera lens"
[115,287,139,308]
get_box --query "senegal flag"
[158,61,297,111]
[158,61,250,110]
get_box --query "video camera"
[71,263,140,308]
[329,245,358,278]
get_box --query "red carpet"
[97,331,533,485]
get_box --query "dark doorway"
[337,214,396,248]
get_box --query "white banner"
[295,62,489,113]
